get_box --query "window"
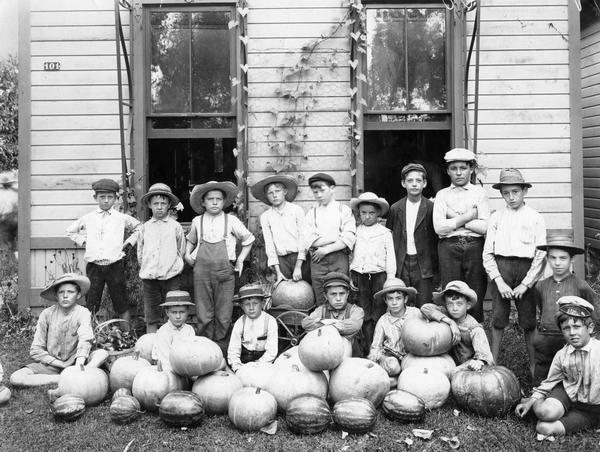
[362,3,452,202]
[145,7,237,221]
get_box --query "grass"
[2,253,600,451]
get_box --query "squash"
[332,398,377,434]
[397,367,450,409]
[329,358,390,407]
[192,370,243,415]
[169,336,223,377]
[109,395,142,424]
[401,353,456,378]
[134,333,156,361]
[159,391,205,427]
[298,326,346,371]
[111,387,132,402]
[380,356,401,377]
[132,362,184,411]
[236,362,275,388]
[389,376,397,390]
[401,316,453,356]
[286,394,331,435]
[86,349,109,368]
[382,389,426,422]
[0,385,11,405]
[109,352,151,392]
[274,346,308,372]
[451,365,521,418]
[52,394,86,422]
[271,280,315,310]
[57,364,109,406]
[267,364,328,411]
[228,387,278,432]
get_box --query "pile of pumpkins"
[49,317,521,428]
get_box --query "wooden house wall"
[582,21,600,249]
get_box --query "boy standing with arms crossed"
[387,163,438,307]
[251,175,309,282]
[433,149,489,322]
[66,179,139,321]
[305,173,356,305]
[483,168,547,370]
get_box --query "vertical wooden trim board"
[17,0,32,310]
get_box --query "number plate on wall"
[43,62,61,71]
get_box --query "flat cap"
[444,148,476,163]
[557,296,594,318]
[323,272,351,290]
[92,178,120,193]
[308,173,336,186]
[401,163,427,179]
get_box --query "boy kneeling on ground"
[228,284,278,372]
[516,296,600,437]
[10,273,106,388]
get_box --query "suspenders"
[199,213,229,242]
[312,203,344,234]
[241,314,269,343]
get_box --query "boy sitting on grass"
[152,291,196,371]
[10,273,106,388]
[251,175,309,282]
[302,272,364,353]
[228,284,278,373]
[349,192,396,357]
[516,296,600,437]
[368,278,419,374]
[137,183,186,334]
[421,280,494,371]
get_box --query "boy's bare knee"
[533,399,563,421]
[536,420,565,437]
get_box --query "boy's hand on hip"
[513,284,528,300]
[494,278,513,299]
[311,246,328,263]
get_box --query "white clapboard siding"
[465,0,571,231]
[583,22,600,249]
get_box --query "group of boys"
[7,146,600,437]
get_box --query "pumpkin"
[271,280,315,310]
[228,387,278,432]
[286,395,332,435]
[236,362,275,388]
[451,365,521,418]
[380,356,401,377]
[274,346,308,372]
[52,394,86,422]
[389,376,397,389]
[132,362,184,411]
[401,316,453,356]
[111,387,132,402]
[109,353,151,392]
[169,336,223,377]
[192,370,243,415]
[397,367,450,409]
[329,358,390,406]
[159,391,205,427]
[267,364,328,411]
[382,389,426,422]
[0,385,11,405]
[332,398,377,434]
[57,364,109,406]
[134,333,156,361]
[87,348,109,368]
[401,353,457,378]
[109,395,142,424]
[298,326,346,371]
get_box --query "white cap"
[444,148,476,163]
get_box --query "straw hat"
[159,290,194,307]
[492,168,532,190]
[433,280,478,307]
[189,181,238,214]
[140,183,180,206]
[40,273,91,301]
[349,192,389,216]
[233,284,267,302]
[374,278,418,302]
[250,175,298,205]
[536,234,584,255]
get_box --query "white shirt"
[350,223,396,277]
[305,200,356,250]
[405,199,421,255]
[433,183,489,238]
[259,202,307,267]
[227,312,278,372]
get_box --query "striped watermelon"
[52,394,85,422]
[382,389,426,422]
[109,395,141,425]
[159,391,205,427]
[332,398,377,433]
[111,387,132,402]
[286,395,331,435]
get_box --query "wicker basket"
[94,319,137,370]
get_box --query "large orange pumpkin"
[57,364,109,406]
[401,353,457,378]
[159,391,205,427]
[134,333,156,361]
[271,280,315,310]
[267,364,328,411]
[397,367,450,409]
[228,387,278,432]
[329,358,390,407]
[192,370,243,415]
[132,362,185,411]
[109,353,151,392]
[451,365,521,417]
[298,326,346,371]
[332,398,377,433]
[286,395,331,435]
[169,336,223,377]
[401,315,453,356]
[236,362,276,388]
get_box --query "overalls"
[193,214,235,344]
[239,314,269,364]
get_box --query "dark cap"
[92,178,120,193]
[308,173,336,186]
[401,163,427,179]
[323,272,351,290]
